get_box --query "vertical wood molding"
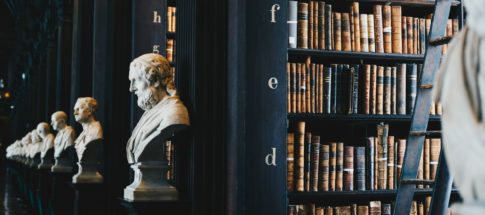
[56,0,73,113]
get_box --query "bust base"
[124,185,178,201]
[51,158,73,172]
[123,162,178,201]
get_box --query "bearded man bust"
[124,53,190,201]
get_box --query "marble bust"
[37,122,55,169]
[124,53,190,201]
[28,129,43,167]
[72,97,104,183]
[51,111,77,172]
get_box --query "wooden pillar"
[45,41,57,120]
[56,0,73,114]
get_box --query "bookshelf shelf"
[167,0,176,7]
[288,189,460,204]
[167,32,176,39]
[288,48,425,63]
[288,114,441,123]
[331,0,461,7]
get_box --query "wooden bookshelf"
[288,48,424,62]
[288,114,441,123]
[317,0,461,7]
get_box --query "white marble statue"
[72,97,104,183]
[37,122,55,169]
[51,111,77,172]
[124,53,190,201]
[28,129,43,167]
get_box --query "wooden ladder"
[393,0,455,215]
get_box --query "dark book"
[419,18,426,54]
[352,2,361,52]
[391,67,397,114]
[334,12,342,51]
[382,203,392,215]
[351,65,360,114]
[287,133,295,192]
[366,137,375,190]
[324,67,332,114]
[329,142,337,191]
[288,1,298,48]
[319,144,329,191]
[368,14,375,52]
[318,2,325,49]
[309,1,314,49]
[377,66,384,115]
[296,122,305,192]
[387,136,395,190]
[363,64,371,114]
[311,64,317,113]
[297,3,309,49]
[402,16,408,54]
[336,142,344,191]
[396,64,406,115]
[373,5,384,53]
[406,64,417,114]
[391,6,402,53]
[325,4,333,50]
[325,206,334,215]
[370,65,377,114]
[304,132,312,192]
[342,13,352,51]
[311,136,320,191]
[383,67,392,115]
[377,123,389,189]
[344,146,354,191]
[413,18,419,54]
[306,62,311,113]
[406,17,414,54]
[360,14,369,52]
[355,147,366,191]
[339,65,350,114]
[287,63,291,113]
[331,64,338,114]
[301,64,307,113]
[382,6,392,53]
[315,64,321,113]
[297,63,302,113]
[291,63,297,113]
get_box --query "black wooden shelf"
[288,48,425,63]
[328,0,461,7]
[167,32,176,39]
[167,0,176,7]
[288,189,460,204]
[288,114,441,123]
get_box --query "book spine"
[391,67,397,114]
[297,3,309,49]
[370,65,377,114]
[383,67,391,115]
[396,64,406,115]
[430,139,441,180]
[382,6,392,53]
[329,142,337,191]
[311,136,320,191]
[358,206,369,215]
[318,2,325,49]
[316,207,324,215]
[377,66,384,115]
[296,122,305,192]
[325,4,333,50]
[396,139,406,186]
[331,65,338,114]
[418,202,424,215]
[419,18,426,54]
[342,13,352,51]
[374,137,378,190]
[291,63,297,113]
[297,64,302,113]
[377,123,388,189]
[410,201,417,215]
[334,12,342,51]
[351,65,360,114]
[406,64,417,114]
[352,2,361,52]
[391,6,402,53]
[369,201,381,215]
[350,8,355,51]
[302,64,307,113]
[325,206,333,215]
[413,18,419,54]
[313,1,319,49]
[315,64,320,113]
[366,137,375,190]
[382,203,392,215]
[373,5,384,53]
[355,147,366,191]
[311,64,317,113]
[304,132,312,191]
[287,63,291,113]
[368,14,375,52]
[424,138,430,188]
[360,14,369,52]
[324,67,331,114]
[288,1,298,48]
[364,64,371,114]
[306,62,311,113]
[344,146,354,191]
[407,17,413,54]
[417,147,423,188]
[309,1,314,49]
[287,133,295,192]
[402,16,408,54]
[319,144,329,191]
[387,136,395,190]
[336,142,344,191]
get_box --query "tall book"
[413,18,419,54]
[319,144,329,191]
[419,18,426,54]
[377,123,389,189]
[396,64,406,115]
[304,132,312,191]
[352,2,361,52]
[306,61,311,113]
[288,1,298,48]
[301,64,307,113]
[325,4,333,50]
[331,64,338,113]
[309,1,314,49]
[369,201,381,215]
[368,14,376,52]
[287,133,295,192]
[336,142,344,191]
[329,142,337,191]
[424,138,430,188]
[318,2,325,49]
[324,67,332,114]
[355,147,366,191]
[396,139,406,186]
[297,64,302,113]
[287,63,291,112]
[364,64,371,114]
[350,65,360,114]
[382,6,392,53]
[377,66,384,115]
[370,65,377,114]
[296,122,305,192]
[313,1,319,49]
[387,136,395,190]
[366,137,375,190]
[311,64,317,113]
[402,16,408,54]
[430,139,441,180]
[406,64,417,114]
[383,67,391,115]
[360,14,369,52]
[373,5,384,53]
[344,146,354,191]
[297,3,309,49]
[342,13,352,51]
[291,63,297,113]
[391,6,402,53]
[391,67,397,114]
[406,17,414,54]
[311,136,320,191]
[334,12,342,51]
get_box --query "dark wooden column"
[45,41,57,120]
[56,0,73,113]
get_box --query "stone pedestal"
[120,199,191,215]
[50,172,75,215]
[72,139,103,183]
[51,146,76,172]
[70,183,107,215]
[38,148,54,170]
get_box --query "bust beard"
[137,87,162,111]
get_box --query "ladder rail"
[429,151,454,215]
[393,0,453,215]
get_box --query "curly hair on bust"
[130,53,176,96]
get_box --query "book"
[287,133,295,192]
[287,63,291,112]
[382,6,392,53]
[366,137,375,190]
[291,63,297,113]
[424,138,430,188]
[352,2,361,52]
[313,1,320,49]
[377,123,388,189]
[377,66,384,115]
[309,1,314,49]
[319,144,330,191]
[344,146,354,191]
[331,64,338,113]
[311,136,320,191]
[369,201,381,215]
[334,12,342,51]
[325,4,333,50]
[288,1,298,48]
[296,122,305,192]
[373,5,384,53]
[355,147,366,191]
[391,67,397,114]
[402,16,408,54]
[336,142,344,191]
[360,14,369,52]
[364,64,371,114]
[430,139,441,180]
[350,65,360,114]
[396,139,406,186]
[396,64,406,115]
[391,6,402,53]
[382,203,392,215]
[304,132,312,191]
[342,13,352,51]
[324,67,332,114]
[329,142,337,191]
[383,67,391,114]
[407,17,414,54]
[370,65,377,114]
[368,14,376,52]
[406,64,417,114]
[387,136,395,190]
[298,3,309,49]
[318,2,326,49]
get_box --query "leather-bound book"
[377,66,384,115]
[406,64,417,114]
[287,63,291,112]
[419,18,426,54]
[377,123,389,190]
[292,63,297,113]
[368,14,375,52]
[366,137,375,190]
[309,1,314,49]
[382,203,391,215]
[358,206,369,215]
[373,5,384,53]
[342,13,352,51]
[383,67,391,115]
[344,146,354,191]
[391,67,397,114]
[360,14,369,52]
[319,144,329,191]
[364,64,371,114]
[287,133,295,192]
[313,1,319,49]
[296,121,305,192]
[402,16,408,54]
[382,6,392,53]
[324,66,332,114]
[370,65,377,114]
[311,136,320,191]
[430,138,441,180]
[369,201,381,215]
[318,1,326,49]
[391,6,402,53]
[352,2,361,52]
[304,132,312,191]
[355,146,366,191]
[331,64,338,114]
[406,17,414,54]
[424,138,430,187]
[396,64,406,115]
[334,12,342,51]
[297,2,309,48]
[336,142,344,191]
[387,136,395,190]
[396,139,406,186]
[325,4,333,50]
[329,142,337,191]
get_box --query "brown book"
[374,137,378,190]
[318,2,326,49]
[287,63,291,113]
[319,64,325,113]
[311,64,317,113]
[373,5,384,53]
[377,66,384,115]
[396,139,406,186]
[425,196,432,215]
[304,132,312,192]
[350,8,355,51]
[342,13,352,51]
[369,201,381,215]
[166,39,174,62]
[306,60,311,113]
[358,206,369,215]
[418,202,424,215]
[334,12,342,51]
[316,207,324,215]
[368,14,375,52]
[336,142,344,191]
[287,133,295,192]
[297,3,309,49]
[391,67,397,114]
[387,136,395,190]
[344,146,354,191]
[443,19,452,54]
[319,144,329,191]
[355,147,366,191]
[352,204,358,215]
[406,17,414,54]
[413,18,419,55]
[370,65,377,114]
[360,14,369,52]
[417,147,423,188]
[352,2,361,52]
[291,63,297,113]
[313,1,319,49]
[325,4,333,50]
[419,18,426,54]
[311,136,320,191]
[410,201,417,215]
[309,1,314,49]
[325,206,334,215]
[364,64,371,114]
[296,122,305,192]
[377,123,388,190]
[382,6,392,53]
[383,67,392,115]
[391,6,402,53]
[430,139,441,180]
[297,63,302,113]
[424,138,430,188]
[315,64,320,113]
[402,16,408,54]
[367,137,375,190]
[329,142,337,191]
[301,63,307,113]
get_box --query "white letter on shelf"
[153,45,160,54]
[270,4,280,23]
[153,11,161,23]
[265,147,277,166]
[268,77,278,89]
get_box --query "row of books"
[288,1,458,54]
[167,38,175,63]
[288,198,453,215]
[286,62,443,115]
[287,122,442,192]
[167,6,176,33]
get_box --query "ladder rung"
[420,84,433,89]
[429,36,453,46]
[401,179,435,185]
[409,130,442,136]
